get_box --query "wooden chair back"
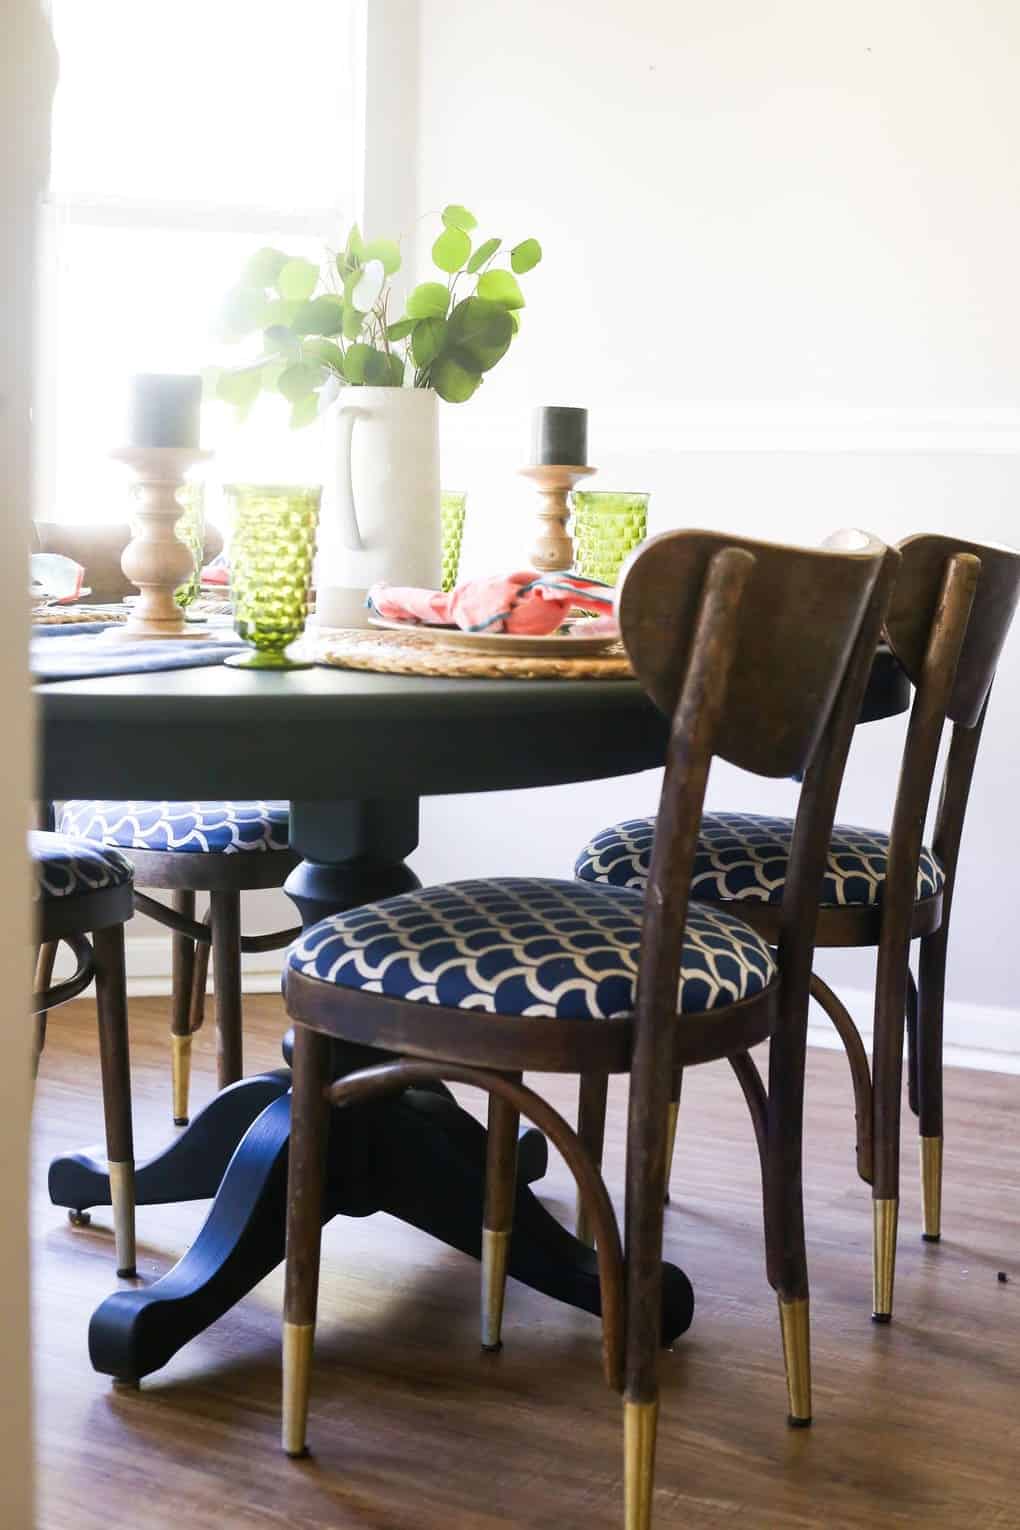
[616,530,897,1381]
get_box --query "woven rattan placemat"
[32,604,131,626]
[313,627,633,681]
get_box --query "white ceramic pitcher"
[316,386,441,629]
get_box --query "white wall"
[1,3,55,1524]
[408,0,1020,1033]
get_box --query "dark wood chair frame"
[625,532,1019,1326]
[279,528,895,1530]
[33,876,137,1277]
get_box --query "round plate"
[368,615,619,657]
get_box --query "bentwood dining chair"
[31,831,137,1276]
[278,529,893,1529]
[37,521,300,1127]
[56,801,300,1126]
[575,532,1020,1324]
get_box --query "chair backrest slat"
[618,530,892,780]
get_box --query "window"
[40,0,361,519]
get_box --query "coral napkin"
[367,571,617,637]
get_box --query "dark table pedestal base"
[75,1073,693,1382]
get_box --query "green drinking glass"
[222,484,321,671]
[441,490,468,592]
[571,491,649,585]
[174,481,205,609]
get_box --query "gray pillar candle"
[531,405,588,466]
[128,373,203,449]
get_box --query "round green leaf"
[276,257,319,302]
[362,238,401,275]
[432,226,471,273]
[241,246,290,288]
[277,361,326,402]
[406,282,451,320]
[430,354,482,403]
[510,238,542,274]
[352,257,385,311]
[476,269,525,309]
[291,295,345,337]
[442,204,477,232]
[261,297,301,329]
[216,286,270,341]
[466,236,501,274]
[385,352,406,386]
[303,337,345,373]
[216,368,263,413]
[386,317,415,341]
[342,302,366,341]
[363,348,393,385]
[342,343,372,383]
[290,394,320,430]
[446,297,513,372]
[262,324,302,359]
[411,316,448,369]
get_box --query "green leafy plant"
[206,204,542,426]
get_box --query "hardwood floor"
[32,994,1019,1529]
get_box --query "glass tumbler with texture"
[441,491,468,593]
[571,491,649,585]
[174,481,205,608]
[223,484,321,670]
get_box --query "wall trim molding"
[445,406,1020,455]
[100,940,1020,1077]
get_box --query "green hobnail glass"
[174,481,205,608]
[571,491,649,585]
[441,490,468,592]
[222,484,321,671]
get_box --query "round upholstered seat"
[58,799,290,855]
[31,830,133,901]
[286,876,776,1019]
[575,812,944,907]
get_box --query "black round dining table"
[37,653,910,1382]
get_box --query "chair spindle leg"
[481,1083,520,1351]
[282,1024,332,1458]
[170,890,196,1125]
[575,1072,608,1247]
[210,889,244,1089]
[663,1070,683,1205]
[93,924,136,1278]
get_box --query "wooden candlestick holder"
[109,446,212,640]
[520,464,596,573]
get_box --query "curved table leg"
[49,1070,291,1213]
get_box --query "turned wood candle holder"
[520,463,596,573]
[109,446,212,640]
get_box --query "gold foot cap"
[108,1159,136,1278]
[624,1398,659,1530]
[282,1321,315,1457]
[872,1197,899,1321]
[778,1297,812,1425]
[921,1136,943,1242]
[481,1227,511,1350]
[171,1033,192,1126]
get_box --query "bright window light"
[43,0,359,520]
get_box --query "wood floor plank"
[31,995,1019,1529]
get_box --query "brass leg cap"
[108,1159,136,1280]
[624,1398,659,1530]
[282,1322,315,1458]
[171,1033,192,1129]
[778,1297,812,1426]
[921,1136,943,1243]
[481,1227,511,1351]
[872,1197,899,1322]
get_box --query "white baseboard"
[57,940,1019,1074]
[808,987,1020,1076]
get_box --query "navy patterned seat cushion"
[58,799,290,855]
[286,877,776,1020]
[31,830,133,902]
[575,812,944,907]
